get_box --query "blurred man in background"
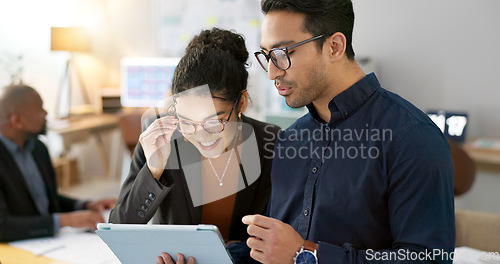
[0,84,116,242]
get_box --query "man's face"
[260,11,329,108]
[16,91,47,136]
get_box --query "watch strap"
[303,240,318,252]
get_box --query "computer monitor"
[120,57,180,108]
[427,110,468,143]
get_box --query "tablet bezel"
[96,223,234,264]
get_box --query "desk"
[0,227,119,264]
[48,114,121,189]
[464,143,500,165]
[0,244,72,264]
[464,138,500,173]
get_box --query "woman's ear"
[237,90,249,116]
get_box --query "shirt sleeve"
[53,213,61,233]
[0,199,56,242]
[74,200,89,210]
[316,123,455,264]
[226,241,261,264]
[108,142,174,224]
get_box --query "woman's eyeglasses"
[172,94,242,135]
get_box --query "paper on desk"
[9,235,65,256]
[471,138,500,150]
[102,209,111,223]
[47,118,71,130]
[44,232,120,264]
[9,227,120,264]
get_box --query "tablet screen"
[96,224,234,264]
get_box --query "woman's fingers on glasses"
[140,127,174,145]
[157,115,178,123]
[150,118,178,130]
[152,117,178,128]
[140,120,178,139]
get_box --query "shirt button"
[312,167,318,174]
[304,209,309,216]
[325,126,331,132]
[149,193,156,200]
[138,211,145,218]
[145,199,152,206]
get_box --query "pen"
[35,245,65,256]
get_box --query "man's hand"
[59,211,104,230]
[242,214,304,264]
[87,198,117,212]
[157,253,194,264]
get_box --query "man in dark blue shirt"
[243,0,455,263]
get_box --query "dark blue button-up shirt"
[267,73,455,263]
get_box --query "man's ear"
[237,90,249,115]
[325,32,347,62]
[10,114,23,129]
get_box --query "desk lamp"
[51,27,92,118]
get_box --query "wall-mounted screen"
[120,57,180,107]
[428,110,468,143]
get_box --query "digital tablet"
[96,223,234,264]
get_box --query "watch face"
[295,251,317,264]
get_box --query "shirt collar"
[306,73,380,125]
[0,133,35,153]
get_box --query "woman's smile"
[197,138,222,150]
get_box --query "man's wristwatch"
[294,240,318,264]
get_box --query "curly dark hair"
[171,28,249,101]
[261,0,355,60]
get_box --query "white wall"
[0,0,157,116]
[0,0,108,116]
[455,169,500,214]
[353,0,500,138]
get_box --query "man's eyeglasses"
[175,94,242,135]
[254,34,326,72]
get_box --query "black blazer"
[109,115,280,240]
[0,138,78,242]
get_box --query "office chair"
[118,111,142,157]
[448,139,476,196]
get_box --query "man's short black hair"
[261,0,355,60]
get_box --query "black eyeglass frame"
[169,91,244,135]
[254,34,327,72]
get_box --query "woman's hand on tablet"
[157,253,195,264]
